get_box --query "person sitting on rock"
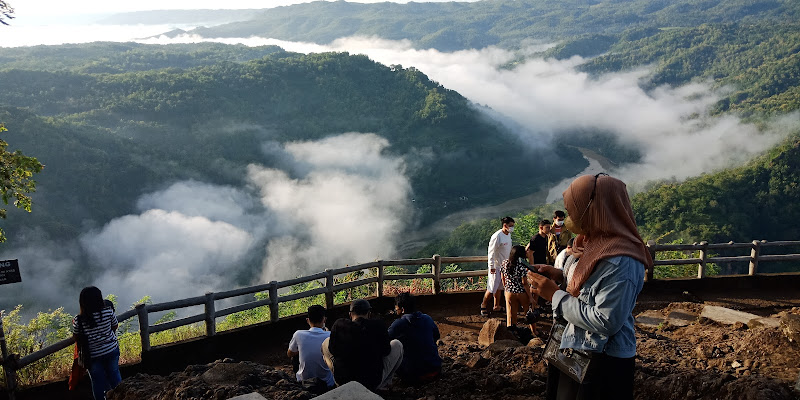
[322,299,403,391]
[287,305,335,388]
[388,292,442,383]
[501,245,536,335]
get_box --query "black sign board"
[0,259,21,285]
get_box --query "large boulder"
[780,314,800,342]
[478,318,515,346]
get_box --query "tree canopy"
[0,0,13,26]
[0,123,43,242]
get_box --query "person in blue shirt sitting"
[388,292,442,384]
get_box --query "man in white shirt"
[287,305,336,387]
[481,216,514,316]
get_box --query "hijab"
[562,174,653,297]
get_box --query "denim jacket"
[550,255,644,358]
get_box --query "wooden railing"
[644,240,800,280]
[3,241,800,396]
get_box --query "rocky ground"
[108,304,800,400]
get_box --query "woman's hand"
[528,272,560,302]
[533,264,564,283]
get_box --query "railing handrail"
[6,240,800,387]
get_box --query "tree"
[0,0,13,25]
[0,123,43,242]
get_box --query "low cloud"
[81,209,257,308]
[143,34,796,189]
[0,133,410,313]
[248,132,412,282]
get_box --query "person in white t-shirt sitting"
[287,305,336,388]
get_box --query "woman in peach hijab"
[529,173,653,400]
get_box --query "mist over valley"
[1,0,799,318]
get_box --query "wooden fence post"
[136,303,150,353]
[376,261,384,298]
[0,313,18,400]
[749,240,761,275]
[325,269,335,309]
[204,292,216,337]
[698,241,708,279]
[432,254,442,294]
[269,281,279,322]
[645,241,656,282]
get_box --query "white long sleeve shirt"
[487,229,512,271]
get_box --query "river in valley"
[397,148,611,256]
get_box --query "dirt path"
[107,287,800,400]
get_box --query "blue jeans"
[88,347,122,400]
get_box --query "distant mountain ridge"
[97,9,263,26]
[167,0,800,50]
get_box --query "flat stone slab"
[312,381,384,400]
[748,317,781,329]
[229,393,267,400]
[635,310,665,328]
[667,308,698,327]
[700,305,761,326]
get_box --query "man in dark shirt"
[321,299,403,391]
[527,219,554,265]
[388,293,441,383]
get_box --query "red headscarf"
[562,174,653,297]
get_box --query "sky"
[9,0,471,21]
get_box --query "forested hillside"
[0,43,584,243]
[178,0,800,50]
[633,135,800,243]
[410,18,800,256]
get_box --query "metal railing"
[3,241,800,396]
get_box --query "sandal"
[480,307,489,317]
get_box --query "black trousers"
[545,352,635,400]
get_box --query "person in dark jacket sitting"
[388,292,442,383]
[321,299,403,391]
